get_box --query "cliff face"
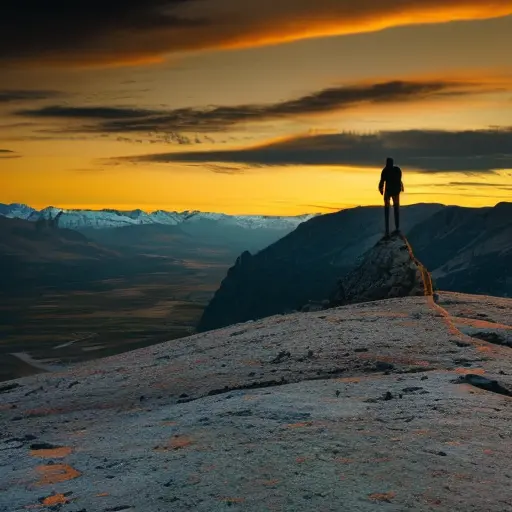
[197,250,259,332]
[331,233,432,306]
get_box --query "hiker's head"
[386,157,394,167]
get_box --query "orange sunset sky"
[1,0,512,215]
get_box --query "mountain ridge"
[0,202,318,231]
[0,216,116,263]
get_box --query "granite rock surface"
[0,292,511,511]
[331,233,432,306]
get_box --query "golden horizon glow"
[3,158,511,216]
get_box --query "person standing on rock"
[378,157,404,238]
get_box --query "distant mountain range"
[0,203,317,231]
[198,202,512,331]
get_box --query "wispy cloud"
[185,163,257,174]
[407,191,512,199]
[119,128,512,173]
[16,79,501,133]
[0,89,63,103]
[1,1,511,67]
[0,149,21,159]
[423,181,512,191]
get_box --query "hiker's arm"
[401,181,405,192]
[378,169,385,195]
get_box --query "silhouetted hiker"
[379,157,404,237]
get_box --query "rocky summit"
[1,291,511,511]
[331,232,432,306]
[198,203,512,332]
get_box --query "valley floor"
[0,292,511,511]
[0,258,226,382]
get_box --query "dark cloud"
[199,164,246,174]
[407,191,512,199]
[1,1,511,66]
[429,181,512,190]
[185,163,256,174]
[0,149,20,158]
[122,128,512,173]
[445,181,512,187]
[0,122,37,130]
[20,105,159,119]
[16,79,487,132]
[1,135,101,142]
[0,89,63,103]
[0,0,205,66]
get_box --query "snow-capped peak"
[0,203,37,220]
[1,204,321,231]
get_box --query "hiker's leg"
[384,195,390,236]
[393,195,400,231]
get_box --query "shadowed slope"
[198,204,443,332]
[407,202,512,296]
[199,203,511,332]
[0,216,113,262]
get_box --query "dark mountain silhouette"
[0,216,120,294]
[198,203,511,332]
[0,217,204,297]
[407,202,512,297]
[198,204,443,331]
[0,215,112,262]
